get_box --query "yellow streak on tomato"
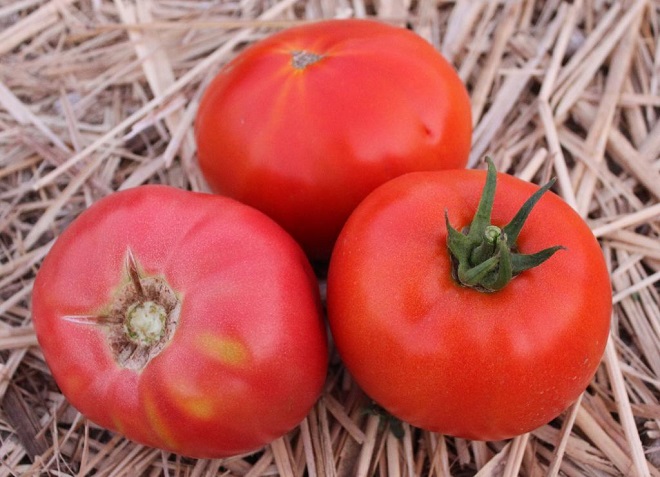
[112,414,126,436]
[142,390,179,450]
[196,332,250,367]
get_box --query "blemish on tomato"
[162,377,219,420]
[196,333,250,366]
[63,373,86,396]
[182,396,216,420]
[143,392,179,450]
[112,413,127,435]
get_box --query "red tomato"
[32,185,328,458]
[327,166,611,440]
[195,19,472,260]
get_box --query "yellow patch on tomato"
[164,379,218,420]
[180,395,217,420]
[63,373,86,396]
[196,333,250,367]
[111,414,126,435]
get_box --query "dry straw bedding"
[0,0,659,475]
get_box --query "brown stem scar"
[291,50,324,69]
[62,250,181,371]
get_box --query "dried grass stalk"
[1,0,659,475]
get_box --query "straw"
[1,0,659,475]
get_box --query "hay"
[1,0,659,475]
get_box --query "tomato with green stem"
[32,185,328,458]
[327,159,611,440]
[195,19,472,260]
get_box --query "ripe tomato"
[327,163,611,440]
[32,185,328,458]
[195,19,472,260]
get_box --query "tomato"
[327,161,611,440]
[31,185,328,458]
[195,19,472,260]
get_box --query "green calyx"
[445,158,564,292]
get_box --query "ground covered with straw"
[1,0,659,475]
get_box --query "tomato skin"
[327,170,612,440]
[195,19,472,260]
[32,185,328,458]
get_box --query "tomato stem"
[291,50,324,70]
[125,301,167,345]
[470,225,502,264]
[91,250,183,370]
[446,158,564,292]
